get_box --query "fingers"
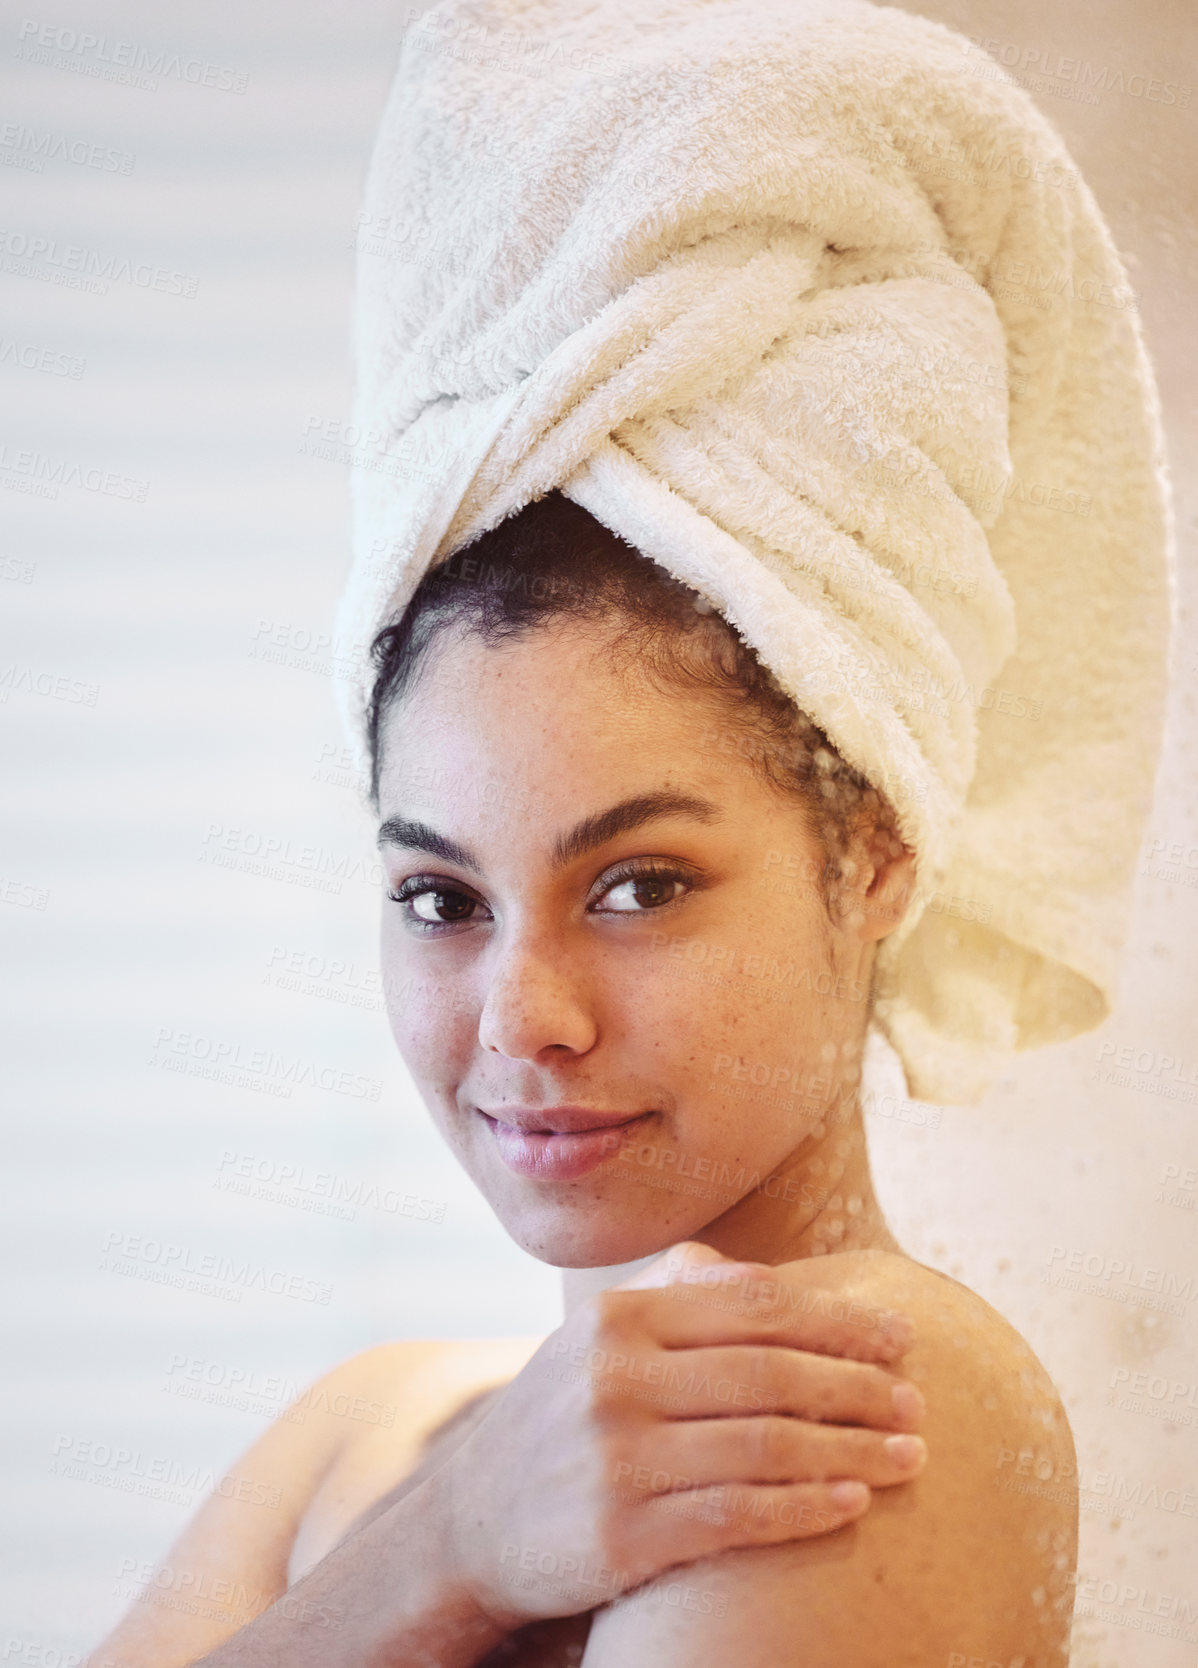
[630,1414,928,1492]
[594,1342,923,1431]
[613,1241,730,1291]
[608,1259,914,1366]
[635,1478,873,1562]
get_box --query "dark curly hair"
[366,490,893,896]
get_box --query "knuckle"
[601,1433,639,1493]
[591,1286,642,1338]
[739,1342,774,1388]
[750,1415,788,1471]
[863,1363,893,1405]
[801,1362,842,1419]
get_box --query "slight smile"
[477,1108,655,1181]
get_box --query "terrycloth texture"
[337,0,1172,1105]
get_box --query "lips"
[477,1107,652,1180]
[479,1106,649,1135]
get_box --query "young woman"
[89,0,1170,1652]
[88,494,1078,1667]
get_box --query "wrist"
[367,1467,512,1664]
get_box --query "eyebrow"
[376,790,721,874]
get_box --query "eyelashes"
[590,858,695,914]
[386,857,702,934]
[386,875,487,929]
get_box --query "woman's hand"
[440,1240,927,1630]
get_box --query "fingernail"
[830,1479,870,1509]
[891,1381,925,1425]
[883,1433,927,1470]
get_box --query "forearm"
[191,1474,507,1668]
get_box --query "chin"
[496,1195,702,1269]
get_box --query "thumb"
[612,1239,734,1291]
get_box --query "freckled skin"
[372,619,1077,1667]
[375,618,916,1272]
[87,615,1076,1668]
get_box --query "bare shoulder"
[289,1332,546,1579]
[86,1335,541,1668]
[581,1249,1077,1668]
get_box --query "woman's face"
[376,618,905,1268]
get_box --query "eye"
[387,876,488,930]
[592,863,694,915]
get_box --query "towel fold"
[337,0,1172,1104]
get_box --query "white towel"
[336,0,1173,1105]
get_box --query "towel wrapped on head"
[337,0,1172,1105]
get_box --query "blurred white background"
[0,1,1193,1662]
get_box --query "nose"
[476,926,598,1061]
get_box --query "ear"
[836,826,917,945]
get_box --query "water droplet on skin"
[819,1041,837,1063]
[827,1194,844,1213]
[1031,1587,1046,1607]
[826,1218,846,1240]
[846,1194,863,1215]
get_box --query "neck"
[560,1093,900,1318]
